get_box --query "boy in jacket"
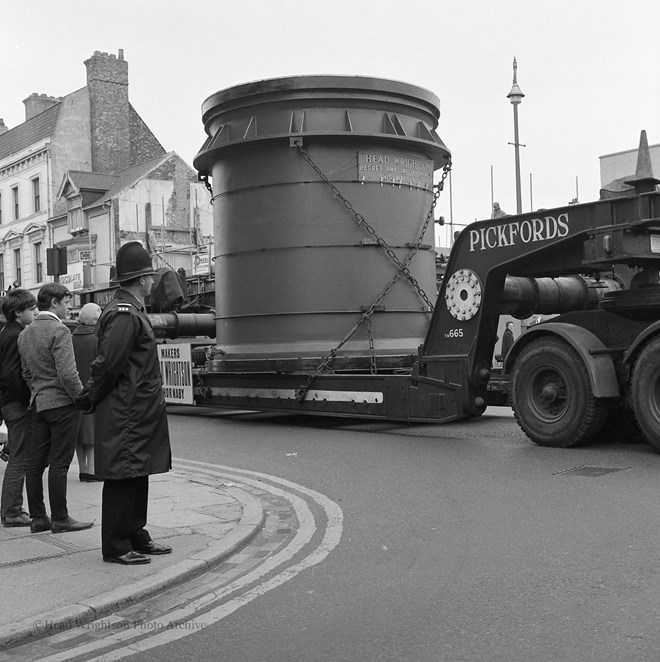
[18,283,93,534]
[0,289,37,526]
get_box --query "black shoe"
[30,516,51,533]
[135,541,173,555]
[51,516,94,533]
[103,551,151,565]
[2,512,31,527]
[80,473,102,482]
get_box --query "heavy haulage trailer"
[157,75,660,450]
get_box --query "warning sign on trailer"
[158,343,194,405]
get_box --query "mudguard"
[622,320,660,366]
[502,322,619,398]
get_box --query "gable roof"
[58,170,119,199]
[68,171,118,192]
[0,103,62,161]
[84,152,173,209]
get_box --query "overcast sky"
[3,0,660,247]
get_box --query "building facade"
[0,50,212,301]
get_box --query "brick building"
[0,49,212,298]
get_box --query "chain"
[198,145,451,403]
[293,152,452,401]
[294,273,403,401]
[367,315,377,374]
[297,145,449,311]
[199,175,214,203]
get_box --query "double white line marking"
[35,459,344,662]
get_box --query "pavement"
[0,426,265,650]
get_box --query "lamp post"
[507,57,525,214]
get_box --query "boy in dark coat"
[0,289,37,526]
[77,242,172,565]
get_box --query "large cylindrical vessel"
[194,76,451,370]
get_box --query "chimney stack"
[84,49,130,173]
[22,93,63,121]
[0,118,8,135]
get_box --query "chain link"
[199,175,214,203]
[294,146,451,401]
[367,315,377,374]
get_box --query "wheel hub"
[541,384,558,402]
[531,370,568,419]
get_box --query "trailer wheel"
[512,336,608,447]
[631,336,660,449]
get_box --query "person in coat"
[491,202,508,219]
[72,303,101,482]
[501,321,515,360]
[0,288,37,527]
[77,242,172,565]
[18,283,93,534]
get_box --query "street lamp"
[507,57,525,214]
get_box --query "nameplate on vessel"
[358,152,433,189]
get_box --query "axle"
[500,276,621,318]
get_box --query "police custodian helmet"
[110,242,158,283]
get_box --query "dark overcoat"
[72,324,97,448]
[85,289,171,480]
[501,327,514,359]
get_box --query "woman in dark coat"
[72,303,101,481]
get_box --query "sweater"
[18,313,83,412]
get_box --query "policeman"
[77,242,172,565]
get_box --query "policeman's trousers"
[101,476,152,557]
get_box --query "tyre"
[512,336,608,447]
[631,336,660,449]
[599,406,646,445]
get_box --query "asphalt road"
[131,406,660,662]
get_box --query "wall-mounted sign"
[58,263,84,291]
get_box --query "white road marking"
[33,461,343,662]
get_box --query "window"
[32,178,40,213]
[12,186,19,220]
[34,242,43,283]
[13,248,21,286]
[67,195,86,233]
[0,254,4,292]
